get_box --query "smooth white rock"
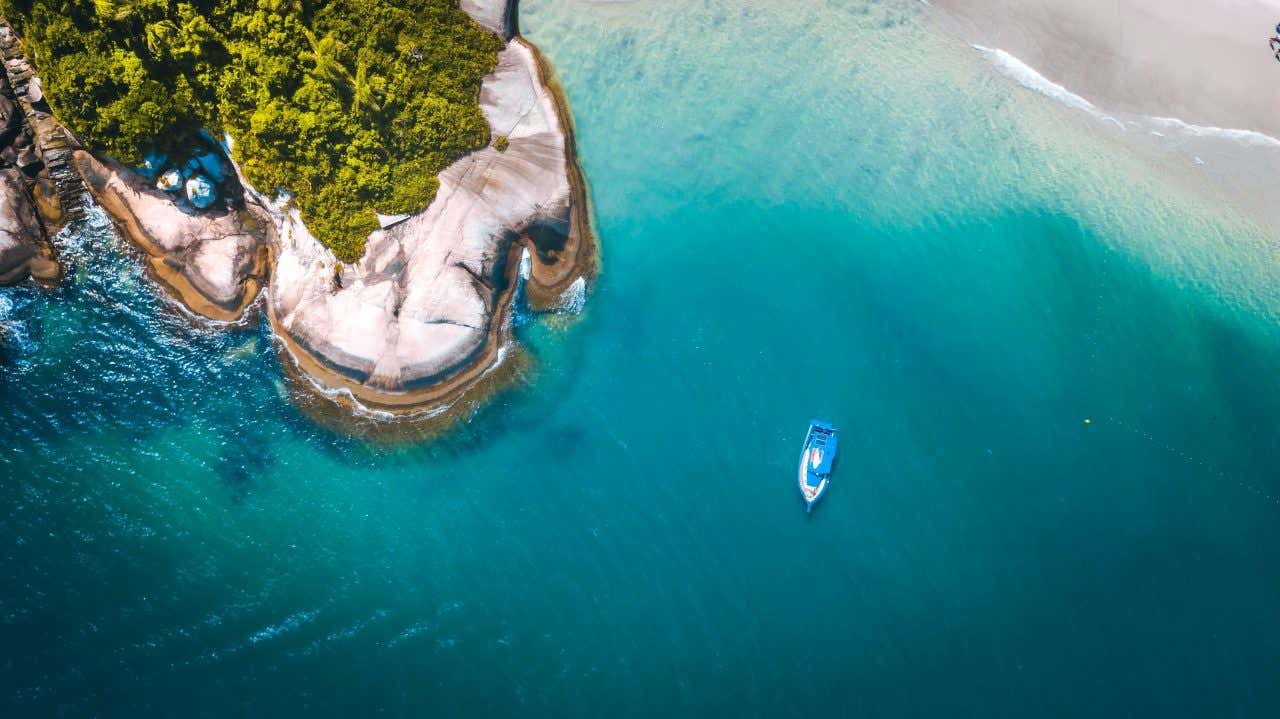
[460,0,511,38]
[269,38,573,390]
[77,152,265,308]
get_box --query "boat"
[798,420,838,512]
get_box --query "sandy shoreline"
[929,0,1280,236]
[931,0,1280,138]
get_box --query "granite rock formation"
[0,35,61,287]
[73,151,271,322]
[2,1,596,418]
[267,4,595,414]
[0,166,56,286]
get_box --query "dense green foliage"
[1,0,502,260]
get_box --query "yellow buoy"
[1084,418,1092,425]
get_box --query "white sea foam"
[555,276,587,314]
[1145,116,1280,149]
[973,45,1104,118]
[247,609,318,645]
[275,333,511,421]
[383,621,431,648]
[290,609,391,657]
[518,246,532,281]
[973,45,1280,155]
[0,294,36,360]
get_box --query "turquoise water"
[4,0,1280,714]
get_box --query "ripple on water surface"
[4,0,1280,715]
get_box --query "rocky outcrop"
[2,1,596,418]
[0,29,61,287]
[6,16,268,317]
[0,166,57,286]
[267,11,596,414]
[460,0,519,40]
[1,21,85,227]
[73,151,271,322]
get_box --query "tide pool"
[2,0,1279,715]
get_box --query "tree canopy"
[1,0,502,260]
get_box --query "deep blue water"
[3,0,1280,715]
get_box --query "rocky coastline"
[0,164,57,286]
[1,0,596,419]
[0,27,65,288]
[269,34,596,415]
[72,151,271,323]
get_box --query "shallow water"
[3,0,1280,715]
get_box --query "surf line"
[972,45,1280,148]
[971,45,1125,129]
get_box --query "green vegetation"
[1,0,502,260]
[492,134,508,153]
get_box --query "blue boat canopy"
[799,420,839,511]
[807,420,837,475]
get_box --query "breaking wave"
[555,276,587,315]
[1145,116,1280,150]
[973,45,1280,152]
[973,45,1106,119]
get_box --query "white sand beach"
[931,1,1280,235]
[933,0,1280,137]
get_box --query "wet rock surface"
[0,56,57,288]
[74,151,271,322]
[1,2,596,419]
[0,166,55,286]
[268,32,595,413]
